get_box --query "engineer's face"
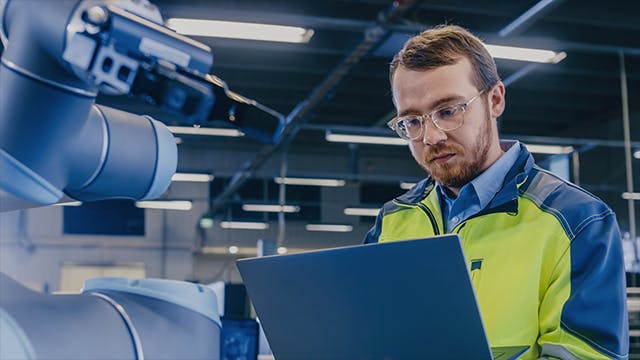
[391,58,505,192]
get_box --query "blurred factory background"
[0,0,638,355]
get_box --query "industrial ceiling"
[137,0,639,235]
[4,0,638,242]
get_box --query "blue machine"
[0,0,209,211]
[0,274,222,360]
[0,0,267,358]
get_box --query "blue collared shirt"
[436,140,521,233]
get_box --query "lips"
[430,153,455,163]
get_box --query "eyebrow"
[397,95,466,117]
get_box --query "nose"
[421,119,447,145]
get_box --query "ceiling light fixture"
[220,221,270,230]
[305,224,354,232]
[168,126,244,137]
[400,182,416,190]
[171,172,215,182]
[53,201,82,207]
[325,131,577,154]
[525,144,574,154]
[634,150,640,159]
[201,246,307,256]
[622,192,640,201]
[135,200,193,211]
[325,131,408,146]
[202,246,256,255]
[484,44,566,63]
[167,18,314,44]
[343,207,380,217]
[242,204,301,213]
[274,177,346,187]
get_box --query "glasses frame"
[387,89,486,141]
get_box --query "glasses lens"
[432,105,465,131]
[397,116,423,139]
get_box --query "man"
[365,25,628,359]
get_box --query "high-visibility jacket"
[365,145,629,359]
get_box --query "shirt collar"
[436,140,521,208]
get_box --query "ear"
[488,81,506,118]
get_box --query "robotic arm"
[0,2,266,358]
[0,0,261,211]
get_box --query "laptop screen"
[237,235,497,360]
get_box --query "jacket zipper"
[454,222,467,234]
[453,221,481,289]
[392,199,440,235]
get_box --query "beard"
[417,108,494,189]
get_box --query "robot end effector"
[60,0,215,121]
[0,0,245,211]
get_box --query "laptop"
[237,235,529,360]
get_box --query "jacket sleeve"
[537,212,629,360]
[363,209,384,244]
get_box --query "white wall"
[0,206,195,292]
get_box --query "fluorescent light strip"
[400,182,416,190]
[622,192,640,201]
[343,207,380,217]
[485,44,566,63]
[168,126,244,137]
[172,173,214,182]
[326,132,408,146]
[328,133,576,155]
[53,201,82,207]
[525,144,574,154]
[135,200,192,211]
[306,224,353,232]
[167,18,314,43]
[242,204,301,213]
[202,246,256,256]
[274,177,346,187]
[201,246,307,256]
[220,221,269,230]
[326,134,576,154]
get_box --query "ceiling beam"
[498,0,566,37]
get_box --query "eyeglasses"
[387,89,486,141]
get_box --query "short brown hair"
[389,25,500,91]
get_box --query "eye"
[435,105,462,120]
[401,116,422,128]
